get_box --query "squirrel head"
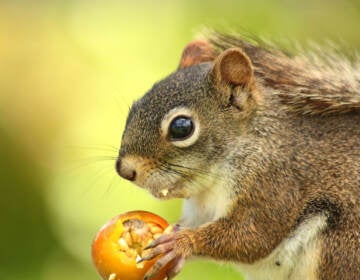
[116,41,262,199]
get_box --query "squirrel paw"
[140,229,195,280]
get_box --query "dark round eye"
[168,116,194,140]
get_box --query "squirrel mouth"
[147,176,191,199]
[151,185,185,200]
[152,187,173,199]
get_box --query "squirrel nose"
[116,158,137,181]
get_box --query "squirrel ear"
[211,48,261,111]
[178,40,216,69]
[211,48,254,88]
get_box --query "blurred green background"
[1,1,359,279]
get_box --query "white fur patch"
[179,164,235,228]
[236,215,326,280]
[177,158,326,280]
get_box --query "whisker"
[158,160,225,197]
[158,163,192,184]
[166,162,208,174]
[77,156,117,161]
[79,165,115,197]
[162,149,222,181]
[65,157,117,172]
[158,164,187,181]
[102,173,121,199]
[158,162,213,193]
[166,161,222,181]
[67,144,119,153]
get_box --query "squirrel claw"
[142,239,174,261]
[144,234,173,250]
[143,229,194,279]
[165,256,185,279]
[143,251,179,280]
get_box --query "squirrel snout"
[115,158,137,181]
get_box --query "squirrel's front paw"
[139,229,195,279]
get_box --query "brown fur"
[209,32,360,115]
[116,32,360,280]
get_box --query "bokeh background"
[1,1,360,279]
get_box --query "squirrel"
[115,32,360,280]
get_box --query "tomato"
[92,211,170,280]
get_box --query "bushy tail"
[208,32,360,115]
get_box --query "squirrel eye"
[168,116,194,140]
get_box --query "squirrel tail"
[207,31,360,115]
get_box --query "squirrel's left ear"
[210,48,260,110]
[178,40,216,69]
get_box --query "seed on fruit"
[118,237,129,250]
[150,226,163,234]
[135,255,144,269]
[108,273,116,280]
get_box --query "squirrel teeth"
[160,188,169,197]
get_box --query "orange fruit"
[92,211,171,280]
